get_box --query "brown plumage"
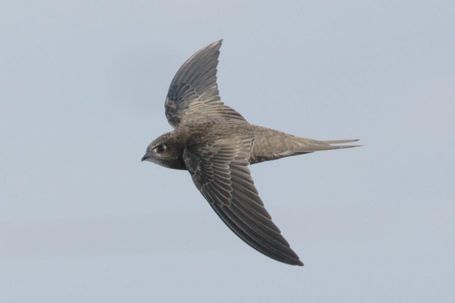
[142,40,359,266]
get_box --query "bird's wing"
[165,40,246,128]
[183,134,303,266]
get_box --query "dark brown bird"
[142,40,359,266]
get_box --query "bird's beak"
[141,154,149,162]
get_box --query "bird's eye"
[153,144,167,154]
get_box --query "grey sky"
[1,0,454,302]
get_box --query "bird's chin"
[145,157,168,168]
[143,156,187,170]
[141,155,164,165]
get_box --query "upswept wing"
[165,40,245,127]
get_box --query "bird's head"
[141,132,186,170]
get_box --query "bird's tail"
[320,139,361,150]
[290,137,361,152]
[249,125,360,164]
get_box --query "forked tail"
[320,138,361,150]
[250,125,360,164]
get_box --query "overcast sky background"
[1,1,454,302]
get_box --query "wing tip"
[284,258,304,266]
[208,39,223,51]
[281,253,304,266]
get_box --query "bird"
[141,40,359,266]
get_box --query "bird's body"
[152,122,357,170]
[142,40,359,266]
